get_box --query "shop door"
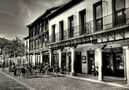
[74,52,82,73]
[61,53,66,72]
[102,52,113,76]
[43,55,49,64]
[68,53,71,72]
[87,51,95,74]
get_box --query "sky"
[0,0,70,40]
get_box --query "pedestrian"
[2,61,5,70]
[13,65,17,76]
[22,66,26,76]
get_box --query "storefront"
[102,47,124,77]
[42,51,49,64]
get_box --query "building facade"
[24,36,29,63]
[48,0,129,84]
[25,6,60,66]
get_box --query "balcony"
[48,8,129,49]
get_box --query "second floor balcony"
[49,8,129,47]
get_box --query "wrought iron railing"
[49,8,129,44]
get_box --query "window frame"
[52,24,56,42]
[112,0,126,26]
[68,15,74,38]
[93,1,103,32]
[59,20,64,40]
[79,9,86,35]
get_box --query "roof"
[47,0,84,20]
[23,36,29,40]
[27,5,62,27]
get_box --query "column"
[66,53,69,73]
[58,50,62,72]
[70,47,75,75]
[123,47,127,80]
[40,52,43,64]
[123,46,129,85]
[49,50,52,67]
[29,55,30,64]
[33,53,36,66]
[95,48,103,81]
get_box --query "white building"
[48,0,129,84]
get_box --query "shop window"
[116,54,124,70]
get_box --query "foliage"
[0,37,25,58]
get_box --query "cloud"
[0,0,70,40]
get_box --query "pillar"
[33,53,36,66]
[123,46,127,80]
[66,53,69,73]
[40,52,43,64]
[95,48,103,81]
[123,46,129,85]
[70,47,75,75]
[49,50,52,67]
[29,54,30,64]
[58,50,62,71]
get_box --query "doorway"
[61,53,66,72]
[87,50,95,74]
[67,52,71,72]
[43,55,49,64]
[74,52,82,73]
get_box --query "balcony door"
[113,0,126,26]
[52,25,56,42]
[79,9,86,35]
[93,1,103,31]
[59,21,64,40]
[68,16,74,38]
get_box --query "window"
[59,20,64,40]
[68,16,74,38]
[115,0,125,11]
[29,29,32,37]
[79,9,86,35]
[93,1,103,31]
[41,35,44,47]
[52,25,56,42]
[33,27,36,36]
[113,0,126,26]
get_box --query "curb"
[0,70,36,90]
[59,74,129,89]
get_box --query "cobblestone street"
[0,71,28,90]
[0,69,129,90]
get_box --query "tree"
[11,37,25,57]
[0,38,9,55]
[0,37,25,58]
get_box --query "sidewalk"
[0,68,129,90]
[60,73,129,89]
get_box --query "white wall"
[24,39,29,53]
[49,0,113,37]
[49,0,129,43]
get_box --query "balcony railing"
[49,8,129,44]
